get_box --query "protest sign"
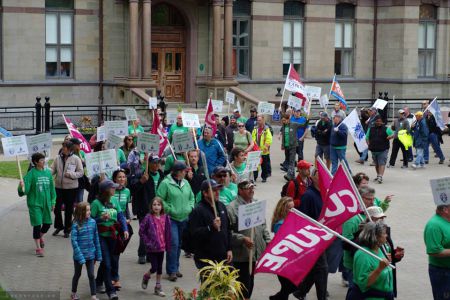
[238,200,266,231]
[137,132,160,154]
[245,151,261,172]
[26,133,52,159]
[372,98,388,110]
[124,108,138,121]
[430,177,450,206]
[106,134,123,150]
[319,94,329,108]
[166,111,179,125]
[149,97,158,109]
[105,120,128,137]
[85,149,118,177]
[1,135,28,157]
[258,102,275,115]
[97,126,106,142]
[305,85,322,100]
[181,112,201,128]
[225,91,235,104]
[172,132,195,153]
[287,94,302,110]
[211,100,223,113]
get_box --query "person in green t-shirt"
[211,166,237,206]
[168,114,189,142]
[230,147,251,183]
[424,204,450,299]
[349,222,393,300]
[90,179,129,297]
[128,118,145,145]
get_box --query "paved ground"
[1,134,449,300]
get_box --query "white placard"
[238,200,267,231]
[172,132,195,153]
[258,102,275,115]
[236,100,241,113]
[124,108,138,121]
[245,151,262,172]
[319,94,329,108]
[225,91,235,104]
[287,94,302,110]
[430,177,450,206]
[305,85,322,100]
[149,97,158,109]
[211,100,223,113]
[105,120,128,137]
[372,99,388,110]
[97,126,106,142]
[137,132,160,154]
[1,135,29,157]
[106,134,123,150]
[166,111,180,125]
[181,112,201,128]
[26,133,52,159]
[85,149,118,177]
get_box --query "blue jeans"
[96,236,117,296]
[415,148,425,166]
[111,254,120,281]
[331,147,351,175]
[360,149,368,161]
[166,218,187,274]
[428,264,450,300]
[424,133,445,161]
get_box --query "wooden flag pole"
[249,227,255,275]
[16,155,23,181]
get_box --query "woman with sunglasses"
[120,136,135,161]
[230,147,251,183]
[233,122,254,154]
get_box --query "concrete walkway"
[1,135,448,299]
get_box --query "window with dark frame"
[45,0,74,78]
[418,4,437,77]
[334,3,354,76]
[283,1,304,76]
[232,0,251,77]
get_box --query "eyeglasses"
[215,174,227,178]
[238,125,245,127]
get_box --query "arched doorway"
[151,3,186,102]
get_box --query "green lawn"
[0,160,30,179]
[0,286,13,300]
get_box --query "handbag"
[78,174,91,192]
[114,223,134,255]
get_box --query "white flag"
[426,97,446,130]
[319,94,329,108]
[342,109,368,152]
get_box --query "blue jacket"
[71,217,102,264]
[299,185,322,221]
[330,122,348,147]
[414,117,429,148]
[198,138,226,174]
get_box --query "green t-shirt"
[117,148,126,164]
[219,184,237,206]
[284,126,290,148]
[112,188,131,213]
[76,150,86,162]
[168,124,189,142]
[90,198,122,237]
[366,127,394,140]
[128,124,144,145]
[232,162,251,183]
[424,214,450,268]
[343,213,365,270]
[164,154,186,172]
[353,247,393,298]
[150,172,161,194]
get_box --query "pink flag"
[204,99,217,136]
[255,211,333,285]
[62,114,92,153]
[316,157,332,205]
[150,110,169,157]
[318,164,362,229]
[284,64,308,104]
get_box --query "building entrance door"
[151,47,185,102]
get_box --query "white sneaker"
[411,164,417,169]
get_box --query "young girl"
[270,197,296,300]
[110,169,132,289]
[139,197,171,297]
[71,203,102,300]
[18,152,56,257]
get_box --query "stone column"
[129,0,139,78]
[142,0,152,79]
[223,0,233,79]
[212,0,223,80]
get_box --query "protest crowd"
[5,70,450,300]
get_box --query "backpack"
[281,179,300,199]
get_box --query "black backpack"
[281,179,300,199]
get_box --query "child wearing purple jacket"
[139,197,171,297]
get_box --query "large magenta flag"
[204,99,217,136]
[316,157,332,205]
[62,114,92,153]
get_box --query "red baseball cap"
[297,160,312,170]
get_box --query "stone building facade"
[0,0,448,107]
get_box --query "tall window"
[45,0,74,78]
[334,4,354,76]
[283,1,304,76]
[418,4,437,77]
[233,0,251,77]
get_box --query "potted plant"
[78,116,96,140]
[173,260,245,300]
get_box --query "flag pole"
[290,208,395,269]
[249,227,255,274]
[423,96,437,115]
[392,95,396,123]
[278,64,292,112]
[200,151,218,219]
[328,74,335,99]
[16,155,23,182]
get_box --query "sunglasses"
[215,173,227,178]
[238,125,245,127]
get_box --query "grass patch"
[0,286,13,300]
[0,160,53,179]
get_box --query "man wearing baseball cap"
[285,160,312,208]
[188,179,232,272]
[388,109,411,169]
[233,108,247,124]
[245,106,258,132]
